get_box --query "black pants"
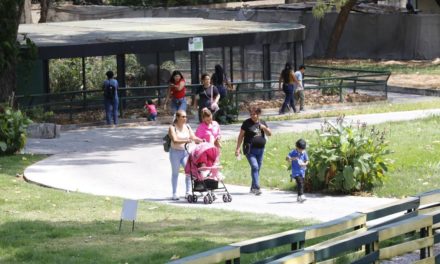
[294,176,304,196]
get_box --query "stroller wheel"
[187,195,193,203]
[227,194,232,202]
[222,194,228,203]
[208,195,213,204]
[203,196,209,204]
[192,195,198,203]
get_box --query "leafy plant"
[25,107,55,123]
[320,71,341,96]
[306,116,393,193]
[0,105,31,155]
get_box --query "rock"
[27,123,61,139]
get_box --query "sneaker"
[297,195,306,203]
[254,189,262,196]
[172,194,180,201]
[250,188,256,194]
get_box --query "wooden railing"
[169,189,440,264]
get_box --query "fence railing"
[168,189,440,264]
[14,66,390,121]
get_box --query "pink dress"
[195,121,221,145]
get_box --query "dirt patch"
[240,90,385,110]
[388,74,440,89]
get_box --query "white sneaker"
[297,195,306,203]
[172,194,179,201]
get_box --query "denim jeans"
[169,148,191,196]
[148,112,157,121]
[104,97,119,125]
[246,147,265,190]
[170,98,187,115]
[280,84,295,113]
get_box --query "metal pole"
[82,57,87,109]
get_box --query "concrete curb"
[388,86,440,97]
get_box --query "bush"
[0,106,32,155]
[306,116,392,193]
[25,107,55,123]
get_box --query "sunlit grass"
[222,115,440,198]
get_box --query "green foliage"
[319,70,341,96]
[49,56,116,92]
[0,106,31,155]
[313,0,350,18]
[25,107,54,123]
[306,116,392,193]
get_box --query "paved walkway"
[23,94,440,222]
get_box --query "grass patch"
[262,99,440,123]
[0,155,314,263]
[222,115,440,198]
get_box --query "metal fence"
[14,66,390,121]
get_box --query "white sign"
[120,199,138,221]
[188,37,204,52]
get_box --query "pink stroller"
[184,142,232,204]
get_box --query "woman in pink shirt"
[195,108,221,148]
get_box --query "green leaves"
[0,106,31,155]
[307,116,392,193]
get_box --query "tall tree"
[0,0,25,102]
[313,0,358,58]
[39,0,51,23]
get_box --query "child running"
[286,139,309,203]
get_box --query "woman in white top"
[168,110,202,200]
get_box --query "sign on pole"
[188,37,204,52]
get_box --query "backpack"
[163,124,190,152]
[104,81,116,101]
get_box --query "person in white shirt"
[294,65,306,112]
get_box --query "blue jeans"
[169,148,191,196]
[148,112,157,121]
[246,147,265,190]
[104,97,119,125]
[280,84,295,113]
[170,98,187,115]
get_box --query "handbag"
[163,134,172,152]
[163,126,176,152]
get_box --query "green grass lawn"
[0,155,313,263]
[222,115,440,197]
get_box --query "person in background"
[286,138,309,203]
[144,99,157,121]
[164,70,187,115]
[211,64,231,102]
[168,110,203,200]
[194,73,220,123]
[235,106,272,195]
[278,63,298,114]
[294,65,306,112]
[103,70,119,125]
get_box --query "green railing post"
[353,73,358,93]
[339,79,344,103]
[69,94,74,121]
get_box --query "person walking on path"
[195,108,222,149]
[235,106,272,195]
[278,63,298,114]
[286,139,309,203]
[168,110,203,200]
[294,65,306,112]
[164,71,187,115]
[194,73,220,123]
[103,70,119,125]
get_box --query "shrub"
[0,106,32,155]
[25,107,55,123]
[306,116,393,193]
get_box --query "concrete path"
[23,102,440,222]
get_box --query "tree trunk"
[0,0,24,103]
[39,0,50,23]
[325,0,357,58]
